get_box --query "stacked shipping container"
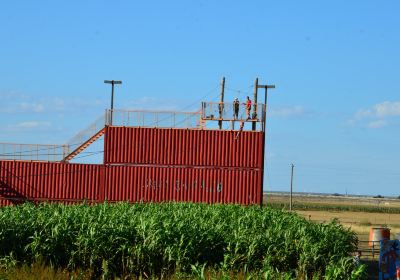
[103,126,263,205]
[104,126,263,168]
[0,161,103,206]
[0,161,261,206]
[0,126,264,206]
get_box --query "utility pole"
[290,163,294,211]
[252,78,258,131]
[257,82,276,207]
[218,77,225,130]
[104,80,122,125]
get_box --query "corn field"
[0,203,366,279]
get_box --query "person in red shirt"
[245,96,252,119]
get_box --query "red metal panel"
[1,160,262,206]
[104,126,264,169]
[103,165,261,205]
[150,166,155,202]
[0,161,101,205]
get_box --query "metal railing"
[106,109,203,129]
[65,113,107,150]
[0,143,69,162]
[357,239,381,260]
[2,105,256,162]
[201,101,266,131]
[201,101,266,122]
[0,112,107,162]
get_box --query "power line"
[225,84,254,98]
[144,84,220,128]
[73,150,104,160]
[179,84,220,111]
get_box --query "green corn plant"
[0,202,361,279]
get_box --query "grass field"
[297,210,400,235]
[264,193,400,237]
[266,193,400,208]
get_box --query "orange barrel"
[369,227,390,247]
[397,266,400,280]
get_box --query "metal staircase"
[62,128,105,162]
[62,113,108,162]
[1,108,207,162]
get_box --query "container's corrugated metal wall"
[104,126,264,168]
[0,161,261,206]
[105,165,261,204]
[0,161,103,206]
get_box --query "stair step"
[63,128,105,161]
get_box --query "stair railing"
[64,111,109,154]
[0,143,68,162]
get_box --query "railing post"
[253,78,258,131]
[156,112,159,127]
[372,242,374,259]
[62,145,69,160]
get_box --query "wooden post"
[219,77,225,129]
[260,86,266,207]
[252,78,258,131]
[290,163,294,211]
[258,83,276,207]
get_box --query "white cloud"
[125,96,183,111]
[355,101,400,120]
[53,98,65,111]
[0,93,108,114]
[367,120,387,129]
[8,121,51,131]
[354,109,372,120]
[19,102,45,113]
[350,101,400,129]
[0,91,27,99]
[269,106,308,118]
[375,101,400,117]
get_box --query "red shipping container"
[104,126,264,168]
[1,160,261,206]
[0,160,104,206]
[104,165,261,205]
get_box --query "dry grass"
[266,193,400,239]
[0,262,92,280]
[297,210,400,235]
[266,193,400,208]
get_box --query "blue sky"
[1,1,399,196]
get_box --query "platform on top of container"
[0,101,266,162]
[108,101,266,132]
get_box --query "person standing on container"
[233,98,240,120]
[244,96,252,119]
